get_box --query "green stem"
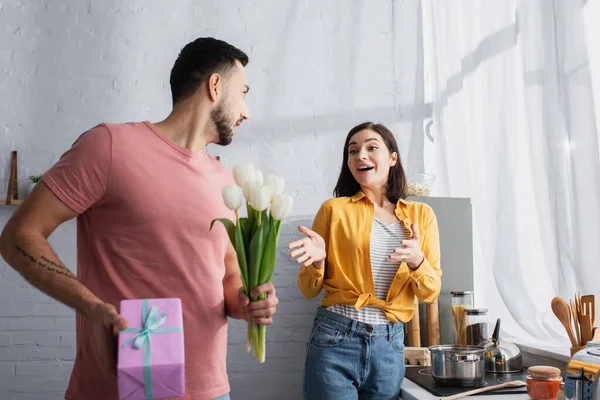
[246,320,252,353]
[257,324,266,363]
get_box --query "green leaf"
[240,217,252,255]
[258,218,279,285]
[210,218,236,247]
[235,220,249,294]
[248,221,268,299]
[246,202,253,220]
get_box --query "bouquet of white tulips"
[211,163,293,363]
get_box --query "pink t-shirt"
[43,121,235,400]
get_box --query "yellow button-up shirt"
[298,191,442,323]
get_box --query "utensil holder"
[570,345,586,356]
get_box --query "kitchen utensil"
[582,295,596,338]
[593,295,596,327]
[429,345,486,387]
[484,318,523,373]
[552,297,578,347]
[440,380,526,400]
[572,298,582,346]
[575,292,585,345]
[581,300,594,345]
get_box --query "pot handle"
[450,354,482,362]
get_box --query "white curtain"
[422,0,600,346]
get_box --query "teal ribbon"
[121,299,183,400]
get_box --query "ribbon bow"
[121,299,183,400]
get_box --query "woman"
[288,122,442,400]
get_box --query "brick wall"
[0,1,424,398]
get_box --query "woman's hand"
[387,223,424,270]
[288,226,326,268]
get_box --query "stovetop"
[404,366,528,397]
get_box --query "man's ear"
[208,73,222,103]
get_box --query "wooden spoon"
[571,298,581,346]
[440,380,526,400]
[551,297,578,347]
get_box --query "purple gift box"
[118,298,185,400]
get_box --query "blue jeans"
[212,393,230,400]
[303,307,406,400]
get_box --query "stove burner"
[497,375,519,383]
[417,369,489,387]
[405,367,528,397]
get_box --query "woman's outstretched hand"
[288,226,326,268]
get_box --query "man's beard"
[211,101,234,146]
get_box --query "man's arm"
[1,181,127,376]
[0,181,116,320]
[223,241,246,320]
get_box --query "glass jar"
[555,381,565,400]
[451,291,474,345]
[464,308,488,346]
[526,366,562,400]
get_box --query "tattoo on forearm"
[15,246,77,280]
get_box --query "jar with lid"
[451,291,474,345]
[464,308,488,346]
[526,366,562,399]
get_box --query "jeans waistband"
[314,307,403,339]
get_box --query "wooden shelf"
[0,200,24,205]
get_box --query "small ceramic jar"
[526,366,562,400]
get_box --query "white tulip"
[263,175,285,201]
[222,185,243,211]
[249,186,270,212]
[233,163,256,187]
[242,179,262,201]
[253,169,264,185]
[271,194,294,220]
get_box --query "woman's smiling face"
[346,129,398,192]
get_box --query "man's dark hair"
[333,122,407,203]
[170,37,249,104]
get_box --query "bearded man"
[0,37,278,400]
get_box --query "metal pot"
[429,345,486,387]
[484,318,523,373]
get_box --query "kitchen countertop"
[401,341,571,399]
[402,377,530,400]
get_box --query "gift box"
[118,298,185,400]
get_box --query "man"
[0,37,278,400]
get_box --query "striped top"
[328,217,409,325]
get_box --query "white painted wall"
[0,1,425,398]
